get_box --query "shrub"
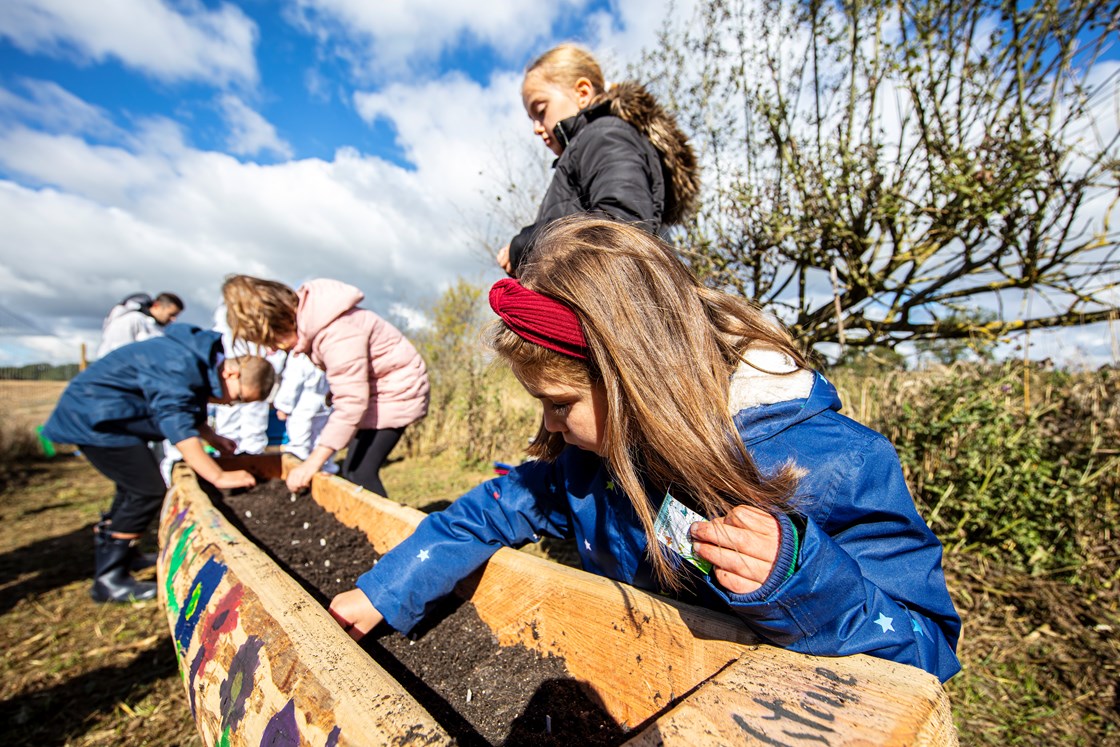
[829,362,1119,586]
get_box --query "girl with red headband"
[331,216,961,682]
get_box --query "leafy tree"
[641,0,1119,354]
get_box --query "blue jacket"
[43,324,224,447]
[356,373,962,682]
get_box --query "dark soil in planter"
[214,479,627,747]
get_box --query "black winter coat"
[507,100,663,272]
[506,81,699,274]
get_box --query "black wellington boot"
[95,516,157,571]
[91,531,158,603]
[128,547,159,571]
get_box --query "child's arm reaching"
[175,437,256,490]
[330,459,572,637]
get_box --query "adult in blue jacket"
[43,323,275,603]
[331,217,961,682]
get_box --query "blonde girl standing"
[497,43,699,275]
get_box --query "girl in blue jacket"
[333,216,961,682]
[43,324,276,603]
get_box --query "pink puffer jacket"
[293,279,429,452]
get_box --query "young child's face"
[521,70,590,157]
[212,369,260,406]
[517,373,608,456]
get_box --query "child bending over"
[332,216,961,682]
[223,276,429,497]
[43,324,275,603]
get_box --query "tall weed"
[406,279,539,467]
[830,362,1119,585]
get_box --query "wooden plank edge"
[623,648,958,746]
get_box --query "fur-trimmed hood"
[601,81,700,225]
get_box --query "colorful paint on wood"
[158,458,452,747]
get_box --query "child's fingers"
[719,505,783,538]
[689,508,781,593]
[691,539,775,587]
[691,511,779,559]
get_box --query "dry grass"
[0,456,200,746]
[0,380,68,426]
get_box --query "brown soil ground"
[215,479,625,746]
[0,456,200,747]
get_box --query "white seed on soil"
[324,559,330,567]
[291,540,300,545]
[466,688,472,703]
[290,494,297,502]
[245,510,252,518]
[303,522,309,530]
[319,538,326,546]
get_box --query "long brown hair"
[222,275,298,349]
[491,216,806,589]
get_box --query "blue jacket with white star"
[355,372,962,682]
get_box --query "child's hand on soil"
[689,506,781,594]
[286,461,317,493]
[213,469,257,490]
[329,588,385,641]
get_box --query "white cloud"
[218,94,293,159]
[0,126,499,362]
[0,0,258,87]
[285,0,592,79]
[0,78,118,137]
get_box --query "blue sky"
[0,0,673,364]
[0,0,1115,368]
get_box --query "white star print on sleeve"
[417,549,430,562]
[584,539,592,551]
[874,613,894,633]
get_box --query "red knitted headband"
[489,278,588,359]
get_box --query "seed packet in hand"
[654,491,712,574]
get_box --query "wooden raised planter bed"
[159,454,959,746]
